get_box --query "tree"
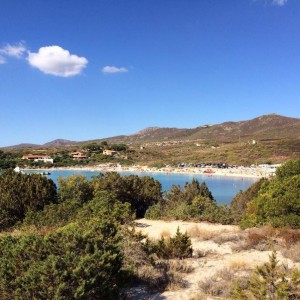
[231,251,300,299]
[231,178,268,224]
[0,170,57,230]
[91,172,162,218]
[82,142,102,153]
[241,175,300,229]
[111,143,128,152]
[276,158,300,180]
[58,174,93,204]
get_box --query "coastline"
[23,164,274,179]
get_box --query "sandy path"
[134,219,296,300]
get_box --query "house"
[22,154,53,164]
[71,152,89,159]
[103,149,118,156]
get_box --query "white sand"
[26,164,273,179]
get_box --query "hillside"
[3,114,299,147]
[2,114,299,165]
[103,113,300,144]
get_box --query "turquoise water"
[25,170,258,205]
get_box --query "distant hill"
[3,143,40,149]
[187,114,300,142]
[43,139,77,147]
[101,113,300,144]
[2,114,300,149]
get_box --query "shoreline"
[22,164,274,179]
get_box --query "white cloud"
[0,42,26,59]
[27,46,88,77]
[102,66,128,74]
[272,0,288,6]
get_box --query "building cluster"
[22,148,121,164]
[22,154,54,164]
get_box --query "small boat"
[41,171,51,175]
[203,169,215,174]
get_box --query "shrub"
[58,174,93,203]
[23,191,134,229]
[0,219,123,299]
[230,178,268,224]
[0,170,57,230]
[231,251,300,299]
[146,180,233,224]
[23,199,82,228]
[276,158,300,180]
[91,172,162,218]
[143,228,193,259]
[241,174,300,229]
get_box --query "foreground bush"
[231,251,300,299]
[0,219,122,299]
[0,170,57,230]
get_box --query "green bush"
[0,219,123,299]
[0,170,57,230]
[58,174,93,203]
[231,251,300,299]
[241,175,300,229]
[276,158,300,180]
[230,178,268,224]
[23,191,134,228]
[145,180,233,224]
[143,227,192,259]
[23,199,82,228]
[91,172,162,218]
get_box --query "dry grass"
[137,259,193,292]
[167,260,194,274]
[228,259,249,270]
[194,249,215,258]
[160,229,171,238]
[281,242,300,263]
[232,228,275,252]
[280,229,300,247]
[198,268,235,298]
[212,232,245,245]
[188,225,221,241]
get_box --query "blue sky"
[1,0,299,146]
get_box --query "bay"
[25,169,258,205]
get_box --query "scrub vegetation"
[0,158,299,298]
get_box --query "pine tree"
[249,251,290,300]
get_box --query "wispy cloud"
[27,46,88,77]
[102,66,128,74]
[0,56,6,64]
[0,42,26,59]
[272,0,288,6]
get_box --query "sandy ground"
[24,164,275,179]
[133,219,297,300]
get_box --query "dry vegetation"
[128,138,300,166]
[129,219,300,300]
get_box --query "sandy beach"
[30,163,276,179]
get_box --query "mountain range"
[3,114,300,149]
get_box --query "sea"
[24,169,258,205]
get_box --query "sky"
[1,0,300,147]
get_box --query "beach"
[32,164,275,179]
